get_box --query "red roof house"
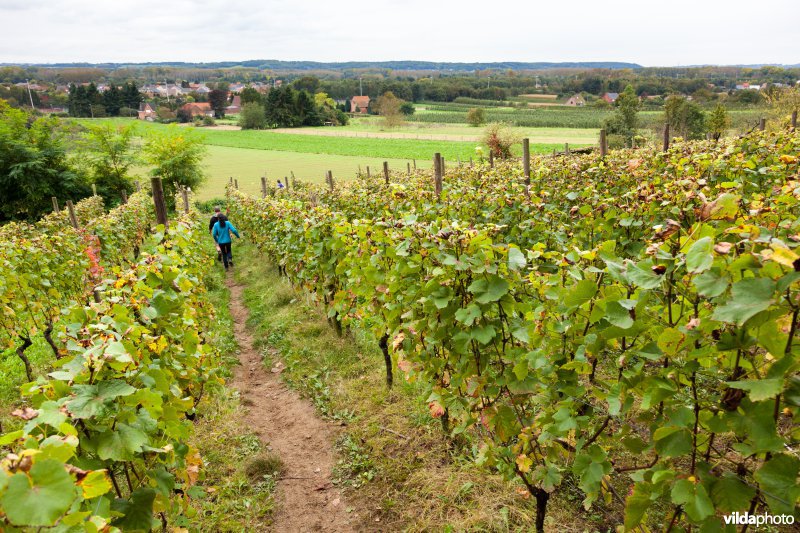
[350,95,370,114]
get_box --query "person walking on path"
[212,214,241,270]
[209,206,223,261]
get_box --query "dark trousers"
[219,242,233,268]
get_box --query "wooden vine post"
[434,153,443,197]
[261,177,267,198]
[135,181,141,192]
[150,177,168,229]
[759,117,766,131]
[522,138,531,186]
[663,124,670,152]
[407,162,411,175]
[120,189,128,204]
[599,129,608,158]
[234,179,239,189]
[92,184,97,196]
[564,143,570,156]
[489,150,494,168]
[181,188,190,214]
[285,176,290,191]
[51,197,60,213]
[65,200,78,229]
[383,161,390,185]
[326,170,334,192]
[791,110,797,130]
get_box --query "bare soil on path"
[227,277,357,533]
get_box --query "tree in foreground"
[602,84,640,146]
[143,126,206,208]
[239,102,267,129]
[79,122,138,203]
[707,104,730,140]
[664,94,706,139]
[0,101,89,220]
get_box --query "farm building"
[137,102,157,121]
[601,92,619,104]
[226,95,242,115]
[350,95,370,114]
[180,102,214,118]
[565,94,586,106]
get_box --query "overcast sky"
[1,0,798,67]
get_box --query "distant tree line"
[67,82,142,118]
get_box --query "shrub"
[239,102,267,130]
[482,122,519,158]
[466,107,486,126]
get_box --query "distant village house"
[226,95,242,115]
[601,92,619,104]
[180,102,214,118]
[350,95,370,114]
[565,94,585,107]
[137,102,157,121]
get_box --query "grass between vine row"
[231,241,619,531]
[182,254,277,531]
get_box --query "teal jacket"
[212,220,240,244]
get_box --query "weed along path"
[226,277,357,532]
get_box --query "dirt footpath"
[227,278,357,532]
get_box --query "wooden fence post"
[791,110,798,130]
[759,118,766,131]
[413,159,417,170]
[229,177,233,185]
[51,197,60,213]
[434,153,443,197]
[65,200,79,229]
[599,129,608,158]
[366,166,371,179]
[522,138,531,186]
[565,143,570,155]
[407,162,411,175]
[261,177,267,198]
[662,124,670,152]
[120,189,128,204]
[181,188,190,214]
[234,179,239,189]
[92,184,97,196]
[489,150,494,168]
[441,157,446,175]
[327,171,334,192]
[285,176,290,191]
[383,161,390,185]
[150,177,168,228]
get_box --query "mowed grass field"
[75,118,590,200]
[194,146,428,200]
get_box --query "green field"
[76,118,590,200]
[189,145,430,201]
